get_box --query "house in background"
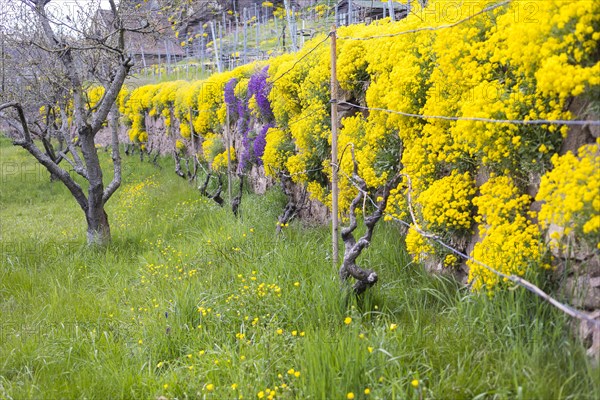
[93,4,185,69]
[335,0,411,25]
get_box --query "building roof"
[338,0,409,11]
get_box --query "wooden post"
[388,0,396,21]
[330,26,339,266]
[255,4,260,49]
[165,40,171,74]
[226,105,232,204]
[210,21,222,72]
[200,35,205,75]
[140,45,147,77]
[158,52,161,79]
[348,0,353,25]
[243,8,248,64]
[234,19,239,67]
[219,22,224,70]
[283,0,297,51]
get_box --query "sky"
[38,0,115,19]
[0,0,115,29]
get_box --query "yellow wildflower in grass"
[344,317,352,325]
[347,392,355,399]
[411,379,419,388]
[364,388,371,395]
[390,323,398,331]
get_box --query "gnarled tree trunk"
[339,149,401,294]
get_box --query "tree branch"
[89,59,132,134]
[58,108,88,179]
[103,107,121,203]
[0,101,88,211]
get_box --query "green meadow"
[0,139,598,399]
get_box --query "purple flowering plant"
[224,67,275,172]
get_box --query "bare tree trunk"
[339,150,401,294]
[79,128,111,245]
[231,173,244,217]
[210,173,225,206]
[174,150,186,178]
[276,172,299,233]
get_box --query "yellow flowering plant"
[537,142,600,249]
[118,0,600,294]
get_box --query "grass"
[0,137,598,399]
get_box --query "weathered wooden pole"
[255,4,260,49]
[210,21,222,72]
[283,0,297,51]
[388,0,396,21]
[243,8,248,64]
[330,25,339,266]
[226,104,232,204]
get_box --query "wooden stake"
[283,0,297,51]
[330,26,339,266]
[243,8,248,64]
[388,0,396,21]
[210,21,221,73]
[226,105,232,204]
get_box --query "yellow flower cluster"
[417,171,475,231]
[468,176,543,293]
[262,127,292,177]
[537,142,600,248]
[212,147,236,172]
[86,85,105,109]
[201,133,223,163]
[202,133,235,171]
[120,64,256,171]
[405,225,434,263]
[267,35,331,197]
